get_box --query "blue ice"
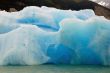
[0,6,110,66]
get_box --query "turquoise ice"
[0,6,110,65]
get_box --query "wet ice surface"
[0,6,110,65]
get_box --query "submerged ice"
[0,6,110,65]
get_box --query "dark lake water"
[0,65,110,73]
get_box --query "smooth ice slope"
[0,6,110,65]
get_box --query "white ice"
[0,6,110,65]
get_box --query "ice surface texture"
[0,6,110,65]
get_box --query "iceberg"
[0,6,110,65]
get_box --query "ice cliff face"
[0,6,110,65]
